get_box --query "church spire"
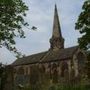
[50,4,64,50]
[52,4,62,38]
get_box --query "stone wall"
[12,52,87,89]
[13,60,72,88]
[4,65,14,90]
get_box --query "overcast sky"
[0,0,84,64]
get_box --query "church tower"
[50,5,64,50]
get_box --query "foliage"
[0,0,28,57]
[75,0,90,50]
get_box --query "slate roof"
[40,46,78,63]
[12,51,47,66]
[12,46,78,66]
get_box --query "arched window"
[17,67,24,75]
[70,68,75,80]
[51,63,57,70]
[39,64,45,73]
[61,62,68,77]
[52,69,58,83]
[77,52,85,72]
[25,67,29,75]
[77,52,85,73]
[47,63,52,79]
[51,63,58,83]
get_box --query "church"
[10,5,87,88]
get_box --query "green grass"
[23,84,90,90]
[48,84,90,90]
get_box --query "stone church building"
[9,5,87,88]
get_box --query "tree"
[75,0,90,50]
[75,0,90,80]
[0,0,28,57]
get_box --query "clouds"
[0,47,16,64]
[0,0,84,64]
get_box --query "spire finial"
[55,3,57,10]
[55,3,56,8]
